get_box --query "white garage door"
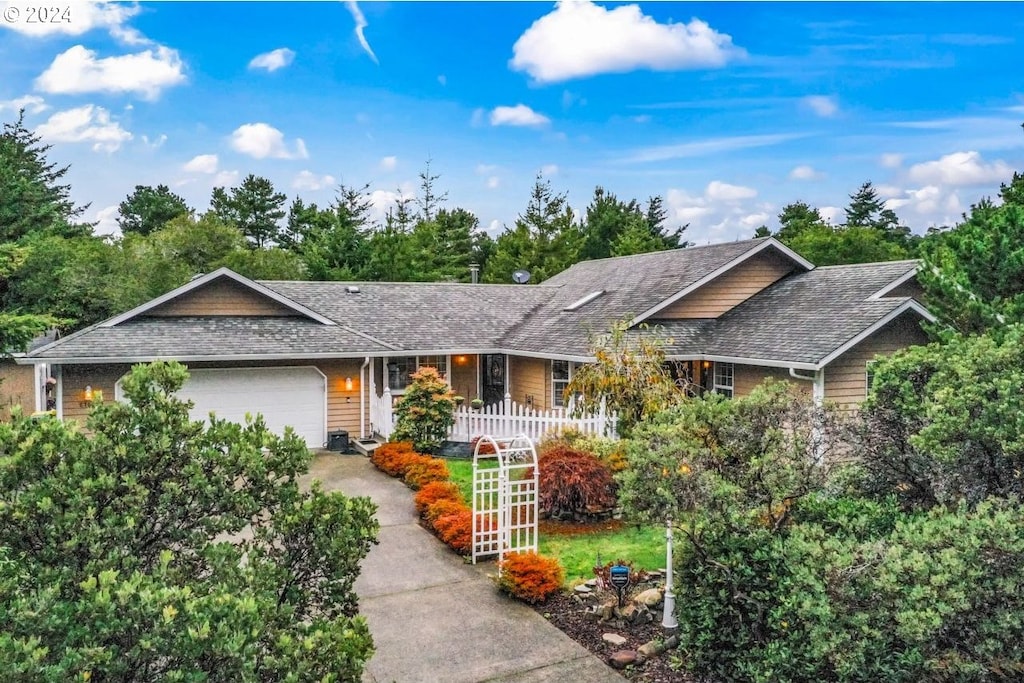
[177,367,326,447]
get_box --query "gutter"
[789,367,825,405]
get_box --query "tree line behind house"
[2,110,1023,344]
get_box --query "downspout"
[360,356,370,439]
[789,367,825,406]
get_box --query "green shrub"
[391,367,456,453]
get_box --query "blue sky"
[1,1,1022,244]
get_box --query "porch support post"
[54,364,63,420]
[812,369,825,406]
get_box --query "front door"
[480,353,506,406]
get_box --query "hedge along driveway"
[304,452,626,683]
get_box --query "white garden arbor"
[470,434,539,565]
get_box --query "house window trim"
[387,355,450,395]
[713,361,734,399]
[551,359,573,409]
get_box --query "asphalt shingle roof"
[502,239,783,356]
[652,260,922,365]
[29,316,394,360]
[26,241,926,368]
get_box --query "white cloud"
[248,47,295,72]
[906,150,1014,187]
[344,1,378,64]
[368,184,416,221]
[740,212,770,228]
[0,1,141,40]
[880,153,904,169]
[379,155,398,171]
[489,104,550,127]
[486,219,502,234]
[292,170,336,191]
[183,154,219,174]
[34,45,186,100]
[229,123,308,160]
[623,133,806,163]
[540,164,559,176]
[802,95,838,117]
[819,206,842,224]
[510,0,742,83]
[92,204,120,237]
[212,170,239,187]
[0,94,48,113]
[884,185,963,226]
[476,164,497,175]
[141,133,166,148]
[706,180,757,201]
[486,176,500,189]
[36,104,132,152]
[788,165,822,181]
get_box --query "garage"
[175,367,327,447]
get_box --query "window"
[713,362,734,398]
[865,361,877,396]
[552,360,571,408]
[417,355,448,381]
[387,355,449,393]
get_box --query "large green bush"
[620,380,1024,682]
[391,366,456,452]
[0,361,379,681]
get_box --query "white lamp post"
[662,518,678,633]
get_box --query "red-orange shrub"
[531,445,617,518]
[425,498,466,526]
[414,481,463,517]
[371,441,420,477]
[432,506,472,554]
[469,435,497,455]
[496,551,564,604]
[403,455,450,490]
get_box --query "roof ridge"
[260,280,561,288]
[555,238,770,268]
[814,259,920,270]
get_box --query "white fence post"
[446,396,619,444]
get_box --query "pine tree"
[209,175,287,248]
[117,185,192,236]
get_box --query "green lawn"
[444,457,666,585]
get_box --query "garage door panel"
[177,367,326,447]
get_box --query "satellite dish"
[512,269,531,284]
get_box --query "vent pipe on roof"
[469,262,480,284]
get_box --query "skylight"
[563,290,605,311]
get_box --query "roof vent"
[346,285,361,294]
[563,290,605,311]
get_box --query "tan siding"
[1,362,37,419]
[61,359,369,440]
[824,313,929,409]
[509,355,549,410]
[450,355,477,403]
[61,364,130,423]
[732,364,811,399]
[148,279,298,317]
[658,250,796,319]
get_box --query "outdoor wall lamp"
[345,377,354,392]
[79,385,93,408]
[455,355,468,365]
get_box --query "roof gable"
[100,268,336,328]
[628,238,813,325]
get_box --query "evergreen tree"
[580,188,684,261]
[0,111,87,242]
[298,183,372,280]
[117,184,192,236]
[483,177,579,283]
[410,207,479,281]
[209,175,286,248]
[364,204,414,281]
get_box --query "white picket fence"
[370,387,618,443]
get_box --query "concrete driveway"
[306,452,625,683]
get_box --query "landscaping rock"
[608,650,638,669]
[638,639,668,658]
[585,578,599,588]
[620,604,639,623]
[665,634,680,649]
[602,632,628,647]
[634,587,664,608]
[574,584,593,595]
